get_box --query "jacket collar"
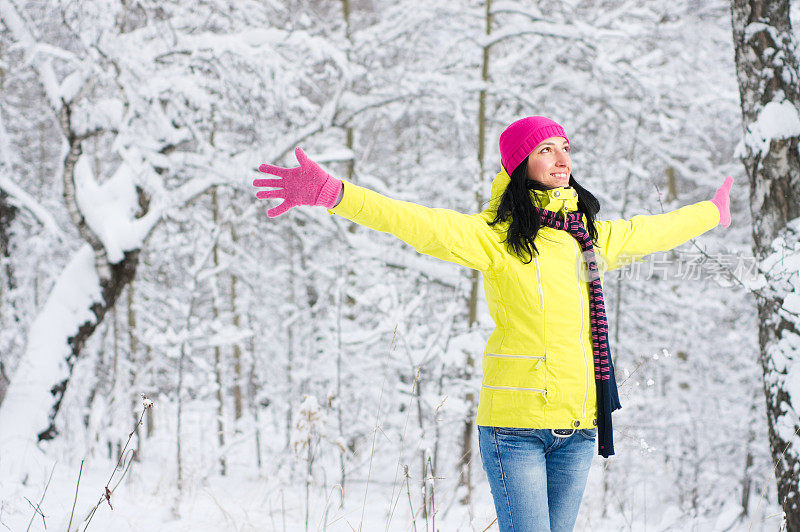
[478,168,578,222]
[532,187,579,213]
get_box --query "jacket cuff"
[316,177,343,209]
[326,179,365,218]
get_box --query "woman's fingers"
[720,176,733,193]
[255,189,284,200]
[258,163,292,177]
[294,146,308,166]
[268,200,292,218]
[257,147,310,179]
[253,178,284,188]
[255,181,293,216]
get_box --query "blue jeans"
[478,426,596,532]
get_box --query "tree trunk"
[457,0,493,510]
[34,120,46,309]
[0,41,17,407]
[0,188,14,406]
[39,122,145,441]
[339,0,355,503]
[416,373,429,521]
[0,190,14,293]
[730,0,800,527]
[604,115,641,515]
[231,270,243,423]
[286,225,297,451]
[740,409,755,518]
[211,187,227,476]
[247,332,263,471]
[127,283,142,460]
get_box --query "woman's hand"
[253,147,343,217]
[711,176,733,228]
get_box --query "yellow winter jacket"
[327,168,720,430]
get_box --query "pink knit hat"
[499,116,569,174]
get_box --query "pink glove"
[253,147,343,217]
[711,176,733,228]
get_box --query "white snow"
[77,98,125,135]
[58,69,89,104]
[784,292,800,315]
[74,156,142,263]
[0,0,65,109]
[0,244,101,481]
[744,22,779,43]
[0,174,66,240]
[736,100,800,158]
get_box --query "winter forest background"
[1,0,799,530]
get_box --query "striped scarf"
[535,207,622,457]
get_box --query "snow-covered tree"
[731,0,800,527]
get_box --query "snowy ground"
[0,443,783,532]
[0,454,497,531]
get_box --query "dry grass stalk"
[77,394,153,531]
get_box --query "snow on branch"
[744,22,782,45]
[0,244,101,479]
[130,172,231,244]
[0,0,70,109]
[735,100,800,159]
[478,23,579,48]
[73,156,141,262]
[0,174,65,241]
[0,106,64,239]
[479,20,625,49]
[490,2,545,20]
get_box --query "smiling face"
[526,136,572,189]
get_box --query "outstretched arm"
[595,177,733,272]
[253,148,506,273]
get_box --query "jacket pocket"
[482,354,546,391]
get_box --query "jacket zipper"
[533,255,544,310]
[575,240,589,419]
[481,384,548,404]
[486,353,545,370]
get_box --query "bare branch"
[0,174,65,241]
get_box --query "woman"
[253,116,732,532]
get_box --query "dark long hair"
[487,156,600,264]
